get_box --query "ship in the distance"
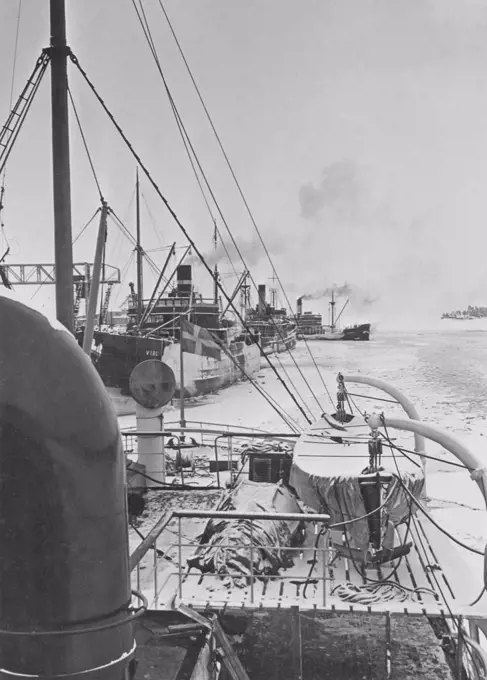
[441,305,487,320]
[245,281,297,356]
[295,290,371,341]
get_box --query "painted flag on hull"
[180,319,222,361]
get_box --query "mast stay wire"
[167,95,239,284]
[68,84,175,297]
[108,210,167,283]
[153,0,335,409]
[70,54,313,427]
[132,0,238,283]
[131,0,319,421]
[141,191,165,251]
[67,86,104,202]
[132,0,315,421]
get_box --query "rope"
[327,469,417,603]
[331,581,436,604]
[155,0,335,409]
[130,0,319,422]
[70,52,313,426]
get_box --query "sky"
[1,0,487,325]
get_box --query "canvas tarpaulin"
[187,479,303,587]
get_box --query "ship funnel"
[0,292,134,678]
[258,284,266,314]
[297,297,303,316]
[177,264,192,298]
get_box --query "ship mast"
[212,217,218,306]
[135,167,144,325]
[50,0,74,332]
[330,288,336,331]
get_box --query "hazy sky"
[1,0,487,322]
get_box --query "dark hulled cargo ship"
[83,265,260,415]
[295,294,371,341]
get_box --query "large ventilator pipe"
[0,291,135,678]
[340,374,426,454]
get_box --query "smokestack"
[297,297,303,316]
[0,293,134,677]
[177,264,192,298]
[258,284,266,314]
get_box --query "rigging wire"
[109,210,166,282]
[29,209,102,300]
[154,0,335,409]
[131,0,238,281]
[131,0,318,422]
[112,251,137,308]
[386,438,481,675]
[166,96,239,282]
[208,346,302,433]
[141,191,165,250]
[344,386,474,472]
[73,208,101,244]
[67,86,104,201]
[133,0,316,417]
[380,421,483,557]
[131,1,240,302]
[70,53,312,427]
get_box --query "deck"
[132,508,486,621]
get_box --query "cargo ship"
[80,264,260,415]
[295,293,371,341]
[245,283,297,356]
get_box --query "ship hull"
[298,323,371,342]
[261,328,297,356]
[93,333,261,416]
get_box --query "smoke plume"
[188,232,285,269]
[301,282,379,307]
[291,158,479,325]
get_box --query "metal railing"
[122,419,297,450]
[123,422,298,488]
[130,509,330,609]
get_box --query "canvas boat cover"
[187,479,303,587]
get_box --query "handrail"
[122,428,299,439]
[123,419,277,434]
[129,511,174,571]
[172,510,330,522]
